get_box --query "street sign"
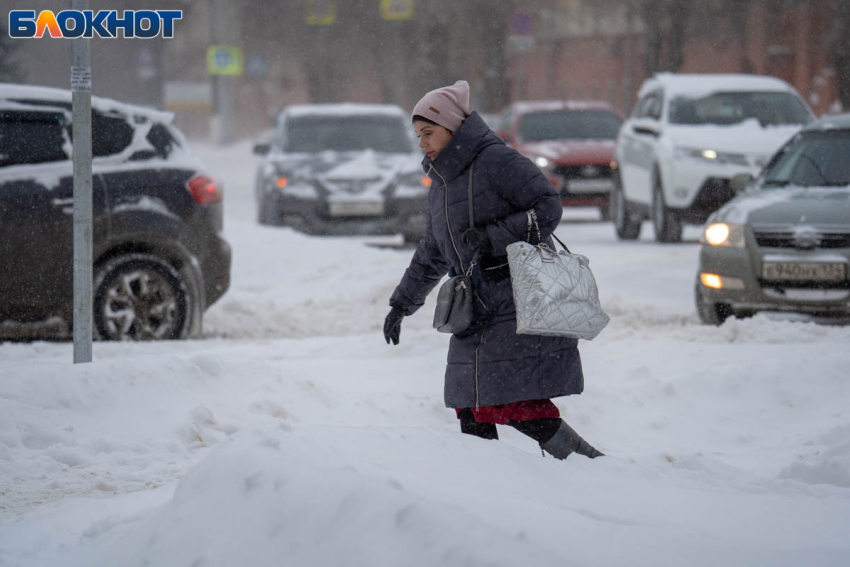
[246,54,269,76]
[207,45,243,76]
[508,10,535,36]
[305,0,337,25]
[381,0,414,20]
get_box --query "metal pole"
[71,0,93,363]
[213,0,237,144]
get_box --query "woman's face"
[414,121,453,160]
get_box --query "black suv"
[0,84,231,341]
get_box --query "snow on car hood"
[713,187,850,226]
[668,119,801,158]
[266,150,423,201]
[517,139,616,165]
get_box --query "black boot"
[458,408,498,440]
[508,417,562,444]
[538,420,604,460]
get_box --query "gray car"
[696,114,850,324]
[253,103,429,243]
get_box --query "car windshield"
[761,130,850,188]
[517,110,622,141]
[283,115,413,153]
[668,91,811,127]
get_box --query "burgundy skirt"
[455,399,560,424]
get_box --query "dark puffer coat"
[390,112,584,409]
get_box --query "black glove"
[383,303,405,345]
[461,227,491,254]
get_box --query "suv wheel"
[652,172,682,243]
[94,253,190,341]
[695,280,731,326]
[611,171,641,240]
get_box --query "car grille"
[553,164,613,180]
[753,229,850,249]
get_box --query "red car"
[495,101,623,219]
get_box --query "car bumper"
[697,243,850,316]
[667,160,762,221]
[265,193,429,239]
[197,232,231,308]
[560,190,609,208]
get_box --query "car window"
[127,123,182,161]
[0,110,68,167]
[762,130,850,188]
[668,91,811,127]
[634,92,662,121]
[518,110,622,141]
[647,93,663,120]
[91,113,134,157]
[147,123,181,158]
[283,115,414,153]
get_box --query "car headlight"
[675,147,748,166]
[534,156,550,169]
[270,173,318,198]
[703,223,745,247]
[398,172,432,188]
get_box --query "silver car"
[696,115,850,324]
[253,103,429,243]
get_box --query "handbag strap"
[468,162,475,228]
[527,208,572,254]
[551,233,572,254]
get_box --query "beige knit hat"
[411,80,470,132]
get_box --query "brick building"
[507,0,843,117]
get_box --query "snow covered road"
[1,140,849,566]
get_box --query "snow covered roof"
[282,103,408,120]
[510,100,616,114]
[0,83,174,123]
[639,73,797,99]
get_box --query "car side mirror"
[253,142,271,156]
[730,173,753,194]
[632,125,660,137]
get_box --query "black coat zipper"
[429,163,488,410]
[428,164,465,273]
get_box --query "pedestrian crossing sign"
[380,0,414,21]
[306,0,337,25]
[207,46,244,76]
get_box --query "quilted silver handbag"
[506,211,609,340]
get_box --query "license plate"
[762,262,846,281]
[328,201,384,217]
[567,179,614,193]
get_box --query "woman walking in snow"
[383,80,603,460]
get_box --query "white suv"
[611,73,813,242]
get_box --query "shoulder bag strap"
[468,162,475,228]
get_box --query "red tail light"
[186,175,222,205]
